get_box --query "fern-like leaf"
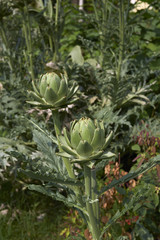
[22,169,83,188]
[28,184,88,216]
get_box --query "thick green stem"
[0,22,14,71]
[52,110,76,179]
[101,0,109,67]
[52,110,75,178]
[91,168,100,228]
[22,3,35,80]
[52,110,85,210]
[55,0,59,30]
[53,0,60,62]
[92,0,99,22]
[48,34,54,54]
[92,0,109,67]
[84,165,101,240]
[52,110,61,137]
[117,0,124,82]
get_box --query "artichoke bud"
[44,87,57,104]
[27,72,78,109]
[58,117,114,163]
[39,77,47,96]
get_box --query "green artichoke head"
[58,117,114,163]
[27,72,79,109]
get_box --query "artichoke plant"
[58,117,114,163]
[27,72,79,109]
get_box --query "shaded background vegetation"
[0,0,160,239]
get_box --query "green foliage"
[0,189,68,240]
[21,127,87,215]
[99,155,160,195]
[0,78,31,179]
[22,121,160,239]
[130,119,160,171]
[0,0,160,239]
[129,168,160,239]
[132,223,154,240]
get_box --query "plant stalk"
[84,164,101,240]
[0,22,14,72]
[117,0,124,82]
[52,110,85,210]
[22,3,35,80]
[52,110,79,181]
[92,0,109,67]
[91,168,100,227]
[53,0,61,63]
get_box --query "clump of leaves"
[131,119,160,181]
[100,161,138,239]
[127,168,160,240]
[59,209,85,239]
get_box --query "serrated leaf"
[28,184,88,216]
[28,119,58,145]
[22,169,82,188]
[32,129,66,174]
[100,190,144,239]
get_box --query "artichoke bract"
[27,72,79,109]
[58,117,114,163]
